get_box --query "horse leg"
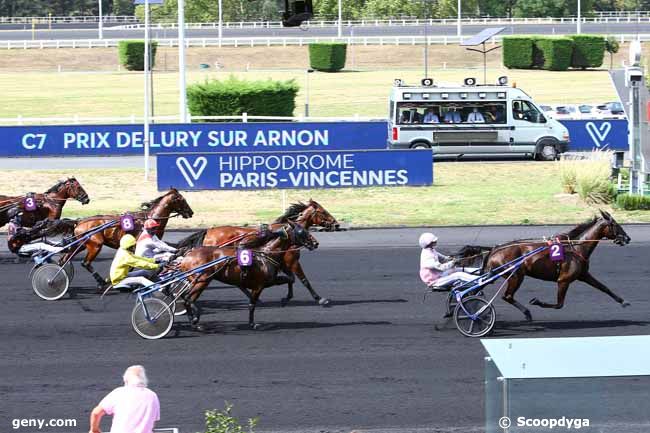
[80,242,107,289]
[530,281,570,309]
[280,269,296,307]
[185,280,208,330]
[249,288,264,330]
[501,271,533,321]
[578,272,630,307]
[291,260,329,306]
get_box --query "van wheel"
[537,143,558,161]
[411,143,431,150]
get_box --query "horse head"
[599,210,630,246]
[66,177,90,204]
[301,199,340,231]
[286,221,318,251]
[146,189,194,219]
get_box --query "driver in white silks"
[6,208,62,256]
[135,219,177,262]
[419,232,480,288]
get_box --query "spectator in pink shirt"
[89,365,160,433]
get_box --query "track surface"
[1,227,650,433]
[1,22,650,40]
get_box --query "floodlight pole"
[337,0,342,38]
[577,0,581,34]
[178,0,188,122]
[457,0,461,38]
[218,0,223,42]
[98,0,103,39]
[144,0,151,180]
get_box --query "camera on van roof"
[498,76,508,85]
[464,77,477,86]
[394,79,404,86]
[421,78,434,87]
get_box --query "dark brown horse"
[175,199,339,306]
[482,210,631,321]
[178,222,319,330]
[61,188,194,287]
[0,178,90,227]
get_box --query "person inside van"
[423,108,439,123]
[444,107,462,123]
[513,101,524,120]
[410,108,422,123]
[486,105,505,123]
[400,110,411,124]
[466,107,485,123]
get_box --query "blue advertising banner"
[559,119,628,151]
[0,122,387,157]
[157,149,433,190]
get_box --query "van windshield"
[512,100,546,123]
[395,101,507,125]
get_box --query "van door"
[511,100,546,154]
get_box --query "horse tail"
[172,229,207,250]
[479,245,496,275]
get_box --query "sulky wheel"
[31,263,70,301]
[151,291,177,316]
[131,297,174,340]
[62,261,74,282]
[453,295,496,338]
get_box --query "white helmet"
[418,232,438,248]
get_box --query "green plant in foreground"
[203,402,258,433]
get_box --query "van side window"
[513,100,546,123]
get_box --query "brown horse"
[482,210,631,321]
[175,199,339,306]
[0,178,90,227]
[178,222,319,330]
[61,188,194,287]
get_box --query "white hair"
[123,365,148,387]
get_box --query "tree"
[314,0,366,20]
[605,36,620,69]
[437,0,480,18]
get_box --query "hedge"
[186,76,299,120]
[534,37,573,71]
[118,40,157,71]
[308,43,347,72]
[502,37,533,69]
[570,35,605,69]
[616,194,650,210]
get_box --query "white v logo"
[176,156,207,188]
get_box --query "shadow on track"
[173,320,393,335]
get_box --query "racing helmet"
[418,232,438,248]
[120,234,137,250]
[144,219,160,230]
[7,207,20,220]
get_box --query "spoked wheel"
[151,291,177,315]
[62,261,74,282]
[453,295,496,338]
[169,281,191,316]
[131,297,174,340]
[31,263,70,301]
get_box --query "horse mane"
[45,180,65,194]
[140,191,170,211]
[172,229,207,251]
[273,202,308,223]
[240,228,282,249]
[556,216,599,239]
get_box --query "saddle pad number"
[24,197,37,211]
[120,214,135,232]
[238,249,253,267]
[549,243,565,262]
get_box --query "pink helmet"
[144,219,160,230]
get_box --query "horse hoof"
[318,298,330,307]
[622,301,631,308]
[250,323,261,330]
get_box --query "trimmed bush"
[118,40,157,71]
[308,42,347,72]
[615,194,650,210]
[532,37,545,68]
[534,37,573,71]
[186,76,299,120]
[502,36,533,69]
[570,35,605,69]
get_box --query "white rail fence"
[115,15,650,30]
[0,114,381,126]
[0,15,138,24]
[1,33,648,50]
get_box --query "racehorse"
[481,210,631,321]
[60,188,194,287]
[175,199,339,306]
[0,178,90,227]
[178,221,319,330]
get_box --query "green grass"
[0,68,617,120]
[3,162,649,229]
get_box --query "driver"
[419,232,479,287]
[136,219,177,262]
[6,208,61,256]
[110,234,162,289]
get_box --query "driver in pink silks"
[419,232,479,287]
